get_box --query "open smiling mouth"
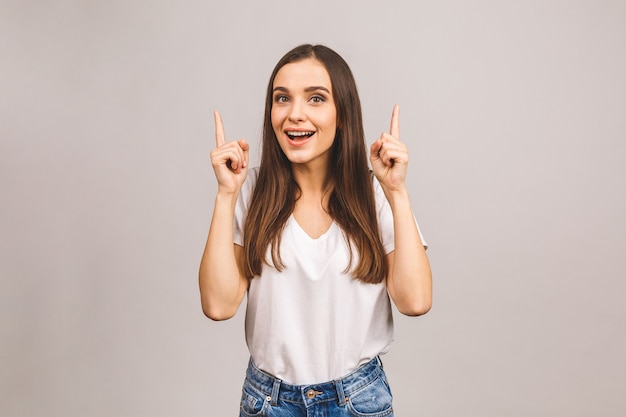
[286,131,315,141]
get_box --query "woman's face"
[271,58,338,170]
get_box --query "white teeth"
[287,131,314,137]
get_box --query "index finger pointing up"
[214,110,225,147]
[390,104,400,138]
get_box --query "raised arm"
[370,105,432,316]
[199,111,250,321]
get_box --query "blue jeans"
[239,356,394,417]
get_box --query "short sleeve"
[233,168,259,247]
[372,174,428,253]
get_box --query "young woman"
[199,44,432,417]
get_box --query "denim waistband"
[244,357,384,407]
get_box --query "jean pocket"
[346,374,394,417]
[239,386,269,417]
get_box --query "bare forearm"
[386,188,432,316]
[199,192,247,320]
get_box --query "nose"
[287,100,306,123]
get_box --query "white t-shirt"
[233,167,425,385]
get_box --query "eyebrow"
[272,86,331,94]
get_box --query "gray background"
[1,0,625,416]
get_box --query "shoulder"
[239,167,260,200]
[235,167,260,223]
[370,171,388,208]
[246,166,260,187]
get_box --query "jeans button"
[306,389,316,399]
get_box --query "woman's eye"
[274,95,288,103]
[310,95,325,104]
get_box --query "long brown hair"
[242,44,387,284]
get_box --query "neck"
[291,163,330,195]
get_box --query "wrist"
[382,185,410,207]
[215,190,239,209]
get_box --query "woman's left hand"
[370,104,408,193]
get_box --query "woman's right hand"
[210,110,249,194]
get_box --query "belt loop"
[335,378,347,406]
[270,379,281,406]
[376,355,383,369]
